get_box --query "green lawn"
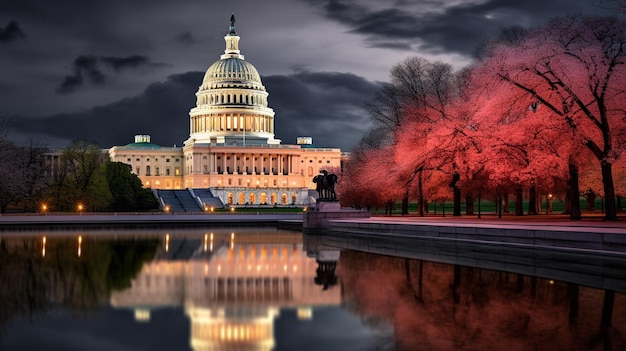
[378,197,625,216]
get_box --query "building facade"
[107,16,343,206]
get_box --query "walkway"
[323,214,626,256]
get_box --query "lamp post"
[41,204,47,215]
[77,203,83,215]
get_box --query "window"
[166,168,170,176]
[136,167,140,175]
[166,159,170,163]
[156,167,160,176]
[175,167,180,176]
[146,166,151,176]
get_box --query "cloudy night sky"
[0,0,620,151]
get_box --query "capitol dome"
[187,14,279,146]
[202,58,263,89]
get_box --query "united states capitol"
[45,15,345,210]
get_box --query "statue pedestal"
[303,201,370,234]
[315,201,341,212]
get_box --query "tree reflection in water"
[338,250,626,351]
[0,236,158,331]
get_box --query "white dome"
[186,15,279,146]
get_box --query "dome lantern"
[222,13,243,60]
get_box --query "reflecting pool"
[1,227,625,350]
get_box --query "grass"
[377,197,626,216]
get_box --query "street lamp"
[77,203,83,215]
[164,205,171,213]
[41,204,48,215]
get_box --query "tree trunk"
[601,161,618,220]
[418,171,425,217]
[568,163,581,220]
[515,186,524,216]
[450,172,461,216]
[527,183,538,215]
[465,194,474,215]
[503,193,510,213]
[401,189,409,215]
[453,187,461,216]
[585,190,596,211]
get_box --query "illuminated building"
[107,15,344,206]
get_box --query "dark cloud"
[101,55,167,72]
[57,55,169,93]
[0,20,25,42]
[304,0,614,56]
[14,70,380,151]
[264,70,381,149]
[176,31,201,45]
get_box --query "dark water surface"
[1,227,625,350]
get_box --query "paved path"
[323,214,626,255]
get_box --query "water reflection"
[110,229,341,350]
[0,233,158,330]
[3,227,625,350]
[333,247,626,351]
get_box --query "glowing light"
[42,236,46,257]
[41,204,47,213]
[134,309,151,322]
[77,235,82,257]
[164,205,170,213]
[77,203,83,214]
[165,234,170,252]
[204,233,208,251]
[230,207,235,212]
[210,206,215,212]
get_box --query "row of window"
[136,166,181,177]
[127,157,180,163]
[199,92,267,106]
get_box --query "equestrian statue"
[312,170,338,202]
